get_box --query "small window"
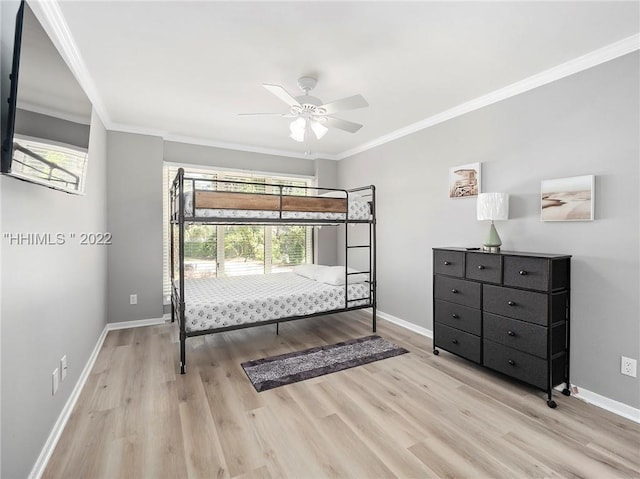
[11,135,88,194]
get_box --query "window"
[11,135,88,194]
[162,164,314,303]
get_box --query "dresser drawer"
[483,285,547,325]
[434,323,481,363]
[483,313,547,358]
[483,339,567,390]
[434,300,481,336]
[465,252,502,284]
[504,256,549,291]
[483,339,547,390]
[434,250,464,277]
[434,276,481,308]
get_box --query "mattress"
[181,272,370,333]
[183,191,371,221]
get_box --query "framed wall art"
[541,175,594,221]
[449,162,481,198]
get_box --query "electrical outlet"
[52,368,59,395]
[130,294,137,305]
[60,355,67,382]
[621,356,637,377]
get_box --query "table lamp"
[477,192,509,252]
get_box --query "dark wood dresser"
[432,247,571,408]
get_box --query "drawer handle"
[508,301,516,306]
[519,270,527,276]
[452,339,459,345]
[507,330,516,337]
[478,265,485,270]
[451,289,458,294]
[443,261,450,265]
[508,359,516,366]
[452,313,459,319]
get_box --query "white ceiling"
[44,1,639,159]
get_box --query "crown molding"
[106,122,169,140]
[338,33,640,160]
[35,1,639,163]
[28,1,111,130]
[163,133,338,161]
[104,122,340,160]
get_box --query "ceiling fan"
[240,76,369,142]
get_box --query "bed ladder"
[345,220,376,332]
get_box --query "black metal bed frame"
[170,167,377,374]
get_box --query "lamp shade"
[477,193,509,221]
[289,117,306,142]
[289,117,329,142]
[310,120,328,139]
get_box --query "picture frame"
[449,162,481,198]
[541,175,595,221]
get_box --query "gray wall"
[338,52,639,409]
[106,131,164,323]
[314,158,339,266]
[0,109,108,479]
[15,108,90,149]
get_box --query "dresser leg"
[433,348,439,355]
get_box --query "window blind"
[162,164,314,304]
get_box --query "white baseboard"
[571,386,640,423]
[28,315,168,478]
[376,309,639,424]
[376,309,433,338]
[28,325,109,479]
[106,315,168,331]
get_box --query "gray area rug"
[241,335,409,392]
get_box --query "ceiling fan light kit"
[289,116,329,143]
[242,76,369,142]
[311,119,328,139]
[289,117,306,142]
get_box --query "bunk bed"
[170,168,377,374]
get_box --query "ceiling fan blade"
[324,116,363,133]
[319,94,368,115]
[263,84,301,108]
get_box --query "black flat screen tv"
[1,1,24,174]
[1,0,92,194]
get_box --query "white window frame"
[11,134,89,194]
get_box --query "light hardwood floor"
[43,311,640,478]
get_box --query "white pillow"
[315,266,368,285]
[291,264,326,280]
